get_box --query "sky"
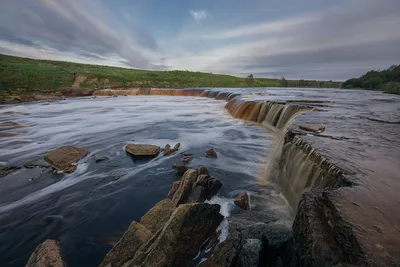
[0,0,399,80]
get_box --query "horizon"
[0,0,399,81]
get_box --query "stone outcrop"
[205,148,218,158]
[189,174,223,203]
[167,181,181,200]
[198,165,211,176]
[99,222,152,267]
[140,199,175,233]
[26,239,65,267]
[171,169,198,206]
[127,203,223,267]
[125,144,160,157]
[44,146,89,173]
[163,143,180,156]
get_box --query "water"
[0,96,287,267]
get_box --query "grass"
[0,54,342,94]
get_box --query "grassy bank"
[342,65,400,94]
[0,54,341,94]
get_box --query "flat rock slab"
[299,124,326,133]
[26,239,65,267]
[125,144,160,156]
[44,146,89,173]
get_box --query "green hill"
[342,65,400,94]
[0,54,341,94]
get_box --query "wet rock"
[240,239,262,267]
[44,146,89,173]
[189,175,223,203]
[26,239,65,267]
[172,169,198,206]
[182,156,193,164]
[259,224,294,266]
[167,181,181,200]
[94,156,108,163]
[172,163,189,174]
[234,192,250,210]
[128,203,224,267]
[198,166,210,176]
[125,144,160,157]
[206,148,218,158]
[163,143,181,156]
[0,121,28,128]
[0,166,21,177]
[24,159,51,169]
[299,124,326,133]
[99,222,152,267]
[140,199,175,233]
[0,131,25,137]
[0,111,29,116]
[198,240,236,267]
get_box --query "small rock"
[234,192,250,210]
[299,124,326,133]
[206,148,218,158]
[99,222,152,267]
[0,166,21,177]
[163,143,181,156]
[182,156,193,164]
[125,144,160,157]
[26,239,65,267]
[0,131,25,137]
[44,146,89,173]
[198,166,210,176]
[94,156,108,163]
[24,159,51,169]
[172,164,189,174]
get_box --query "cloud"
[189,10,208,24]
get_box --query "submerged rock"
[140,199,175,233]
[24,159,51,169]
[26,239,65,267]
[0,121,28,128]
[94,156,108,163]
[234,192,250,210]
[182,156,193,164]
[299,124,326,133]
[125,144,160,157]
[44,146,89,173]
[206,148,218,158]
[172,163,189,174]
[99,222,152,267]
[0,131,25,137]
[0,166,21,177]
[128,203,224,267]
[172,169,198,206]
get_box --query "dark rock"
[240,238,262,267]
[26,239,65,267]
[24,160,51,169]
[0,166,21,177]
[140,199,175,233]
[259,224,294,266]
[206,148,218,158]
[167,181,181,200]
[234,192,250,210]
[99,222,152,267]
[172,169,198,206]
[172,164,189,174]
[94,156,108,163]
[182,156,193,164]
[198,240,236,267]
[299,124,326,133]
[189,175,223,203]
[44,146,89,173]
[128,203,224,267]
[125,144,160,157]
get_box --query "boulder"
[140,199,175,233]
[125,144,160,157]
[189,175,223,203]
[128,203,224,267]
[44,146,89,173]
[299,124,326,133]
[167,181,181,200]
[26,239,65,267]
[172,164,189,174]
[206,148,218,158]
[198,166,210,176]
[198,240,237,267]
[163,143,181,156]
[99,222,152,267]
[234,192,250,210]
[172,169,198,206]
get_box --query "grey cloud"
[0,0,158,68]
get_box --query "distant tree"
[279,76,288,87]
[246,74,256,86]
